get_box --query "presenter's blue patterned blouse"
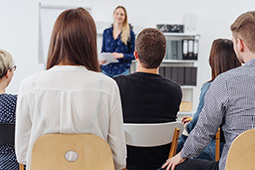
[101,27,135,76]
[0,94,19,170]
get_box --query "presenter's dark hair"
[209,38,241,82]
[135,28,166,68]
[46,7,100,71]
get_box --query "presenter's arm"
[15,79,32,165]
[107,82,127,170]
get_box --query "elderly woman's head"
[0,50,15,79]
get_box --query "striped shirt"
[181,58,255,170]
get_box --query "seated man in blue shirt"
[114,28,182,170]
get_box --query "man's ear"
[134,51,139,60]
[238,38,244,52]
[5,70,10,78]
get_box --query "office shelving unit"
[161,33,200,120]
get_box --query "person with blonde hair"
[99,6,135,77]
[15,8,126,170]
[0,49,18,169]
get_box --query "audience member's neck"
[243,55,255,63]
[136,65,158,74]
[0,81,6,94]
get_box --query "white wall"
[1,0,254,96]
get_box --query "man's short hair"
[231,11,255,53]
[135,28,166,69]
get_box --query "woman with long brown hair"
[176,38,241,161]
[99,6,135,77]
[15,8,126,170]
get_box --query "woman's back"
[0,94,19,170]
[15,66,126,170]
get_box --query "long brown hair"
[46,8,100,72]
[114,6,130,45]
[209,38,241,82]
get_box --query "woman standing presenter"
[100,6,135,77]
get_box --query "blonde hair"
[0,50,14,78]
[114,6,130,45]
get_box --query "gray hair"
[0,50,14,78]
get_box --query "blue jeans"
[102,69,129,78]
[177,134,224,161]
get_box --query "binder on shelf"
[166,40,172,59]
[171,41,178,59]
[184,67,192,85]
[188,40,194,59]
[177,67,185,85]
[177,40,183,60]
[193,39,199,60]
[191,67,197,85]
[184,67,197,85]
[183,13,197,33]
[171,67,178,83]
[182,40,188,60]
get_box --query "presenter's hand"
[111,52,124,59]
[162,152,186,170]
[99,59,106,65]
[182,117,192,124]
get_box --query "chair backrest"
[215,127,220,161]
[29,134,114,170]
[123,122,183,147]
[225,129,255,170]
[0,123,15,145]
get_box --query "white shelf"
[181,86,196,89]
[163,32,200,37]
[161,60,197,67]
[162,59,197,63]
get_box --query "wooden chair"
[215,128,221,161]
[123,122,184,159]
[225,129,255,170]
[21,134,114,170]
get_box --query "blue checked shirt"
[101,27,135,75]
[181,59,255,170]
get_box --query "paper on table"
[99,53,119,66]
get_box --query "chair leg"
[215,128,220,161]
[19,164,24,170]
[168,128,180,158]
